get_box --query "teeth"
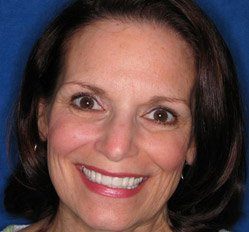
[82,167,143,189]
[96,172,101,184]
[128,177,135,187]
[91,170,96,181]
[102,175,112,187]
[112,177,123,188]
[122,177,129,187]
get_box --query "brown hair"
[5,0,245,231]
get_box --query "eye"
[71,93,102,111]
[144,107,176,125]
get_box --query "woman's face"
[39,20,196,231]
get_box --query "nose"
[95,115,138,162]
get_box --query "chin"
[79,208,140,231]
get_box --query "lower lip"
[78,168,146,198]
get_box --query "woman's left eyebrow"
[148,95,188,106]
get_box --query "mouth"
[81,166,144,189]
[78,164,147,198]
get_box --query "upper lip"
[76,163,148,178]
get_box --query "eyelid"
[71,92,96,100]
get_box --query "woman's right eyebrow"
[61,81,107,96]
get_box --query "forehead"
[62,19,196,101]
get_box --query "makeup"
[77,164,147,198]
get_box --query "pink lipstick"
[77,164,147,198]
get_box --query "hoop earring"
[34,144,37,151]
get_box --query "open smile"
[77,164,147,198]
[82,166,144,189]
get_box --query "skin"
[35,20,196,232]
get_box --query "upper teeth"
[82,167,143,189]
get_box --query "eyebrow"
[62,81,106,96]
[148,95,189,106]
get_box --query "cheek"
[47,113,100,158]
[142,131,189,171]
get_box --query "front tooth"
[112,177,123,188]
[128,177,135,187]
[96,172,102,184]
[101,175,112,187]
[122,177,129,187]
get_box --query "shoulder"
[1,225,28,232]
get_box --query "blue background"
[0,1,248,230]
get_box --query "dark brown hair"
[4,0,245,231]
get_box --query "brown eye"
[145,107,175,125]
[72,94,102,110]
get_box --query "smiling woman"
[3,0,245,232]
[37,21,195,230]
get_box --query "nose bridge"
[95,112,138,162]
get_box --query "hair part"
[5,1,245,231]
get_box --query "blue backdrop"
[0,1,248,231]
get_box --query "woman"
[3,0,245,231]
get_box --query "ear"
[38,100,49,141]
[186,139,196,165]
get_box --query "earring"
[181,161,188,180]
[34,144,37,151]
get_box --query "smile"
[81,166,144,189]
